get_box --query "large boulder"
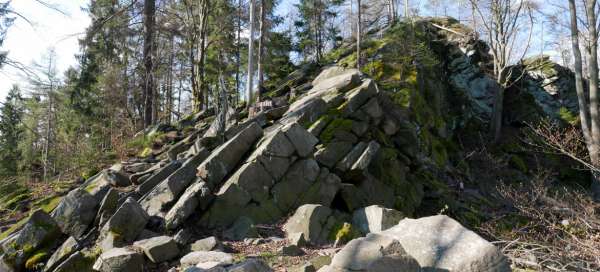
[197,122,264,189]
[51,188,99,239]
[325,233,420,272]
[93,247,144,272]
[51,251,94,272]
[94,188,119,227]
[80,171,114,202]
[272,159,321,212]
[43,236,79,272]
[297,168,341,207]
[135,160,182,196]
[2,210,62,269]
[352,205,404,234]
[283,204,340,246]
[379,215,510,272]
[339,79,379,117]
[314,141,354,168]
[164,180,213,230]
[246,128,296,180]
[282,122,319,157]
[139,149,210,217]
[98,198,149,251]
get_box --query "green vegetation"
[24,251,48,270]
[319,118,353,143]
[329,222,361,244]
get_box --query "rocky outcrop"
[0,18,527,271]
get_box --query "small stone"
[279,245,304,256]
[180,251,234,268]
[196,261,227,271]
[190,236,223,252]
[133,236,180,263]
[227,259,272,272]
[93,247,144,272]
[293,263,316,272]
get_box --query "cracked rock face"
[0,27,520,270]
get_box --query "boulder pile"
[0,49,512,272]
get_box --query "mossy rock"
[24,251,48,270]
[319,118,354,143]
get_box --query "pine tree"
[294,0,343,62]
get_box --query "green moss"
[362,60,385,81]
[391,88,411,108]
[2,193,30,210]
[328,222,360,244]
[24,251,48,270]
[0,217,27,240]
[80,167,99,180]
[373,128,393,147]
[523,55,558,77]
[139,147,153,158]
[37,196,62,213]
[558,107,578,125]
[319,118,353,143]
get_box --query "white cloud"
[0,0,90,99]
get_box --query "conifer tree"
[0,85,24,176]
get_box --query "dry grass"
[480,171,600,271]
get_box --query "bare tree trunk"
[357,0,361,70]
[584,0,600,199]
[143,0,156,128]
[246,0,256,108]
[567,0,592,148]
[257,0,266,99]
[586,0,600,150]
[404,0,409,18]
[235,0,242,106]
[196,0,210,112]
[167,34,175,123]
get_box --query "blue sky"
[0,0,90,100]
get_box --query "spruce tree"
[0,85,24,176]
